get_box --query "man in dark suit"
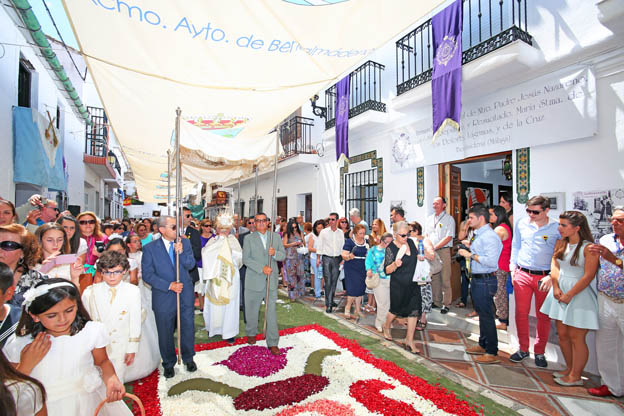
[182,207,202,286]
[142,215,197,378]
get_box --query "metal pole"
[167,149,171,215]
[237,177,241,239]
[174,107,182,365]
[264,132,280,334]
[254,165,258,214]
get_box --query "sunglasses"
[202,224,212,227]
[398,233,408,238]
[165,225,177,230]
[256,219,267,223]
[609,217,624,224]
[340,221,348,224]
[79,219,96,225]
[0,241,23,251]
[185,214,191,218]
[525,209,543,215]
[329,218,337,222]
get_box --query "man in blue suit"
[142,215,197,378]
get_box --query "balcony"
[279,116,315,159]
[84,106,117,182]
[325,60,386,130]
[396,0,532,96]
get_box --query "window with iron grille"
[344,169,377,229]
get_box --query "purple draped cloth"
[335,75,350,160]
[432,0,463,140]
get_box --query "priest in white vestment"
[202,212,242,342]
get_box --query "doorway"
[305,194,312,222]
[438,151,513,302]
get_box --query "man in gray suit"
[243,212,286,355]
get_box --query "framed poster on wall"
[461,181,493,219]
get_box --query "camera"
[95,241,105,253]
[454,243,470,270]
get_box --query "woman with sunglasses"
[34,223,83,287]
[383,221,421,355]
[56,215,88,263]
[0,200,17,226]
[338,217,351,239]
[283,219,306,301]
[76,211,108,271]
[196,219,215,312]
[0,224,48,307]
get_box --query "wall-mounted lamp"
[310,94,327,119]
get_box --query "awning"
[61,0,446,202]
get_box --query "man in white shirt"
[425,197,456,314]
[318,212,345,313]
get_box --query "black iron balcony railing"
[279,116,315,158]
[325,60,386,130]
[85,106,108,158]
[396,0,532,95]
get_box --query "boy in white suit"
[82,250,142,383]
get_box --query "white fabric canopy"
[62,0,445,202]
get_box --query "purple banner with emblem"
[335,75,350,161]
[431,0,463,141]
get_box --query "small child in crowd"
[82,251,141,384]
[0,263,20,348]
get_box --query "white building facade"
[1,2,128,219]
[223,0,624,372]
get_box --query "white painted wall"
[1,7,127,218]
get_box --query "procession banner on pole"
[431,0,463,142]
[335,75,350,162]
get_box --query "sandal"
[456,302,466,308]
[466,310,478,318]
[403,343,421,355]
[415,320,427,331]
[382,326,393,341]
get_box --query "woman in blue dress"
[540,211,599,387]
[341,224,368,320]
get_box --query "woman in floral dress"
[283,219,305,300]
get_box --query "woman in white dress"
[104,238,160,381]
[540,211,600,387]
[34,223,83,287]
[202,212,242,343]
[3,279,131,415]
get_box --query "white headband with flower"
[22,282,75,312]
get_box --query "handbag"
[365,272,380,289]
[413,259,432,284]
[428,252,443,275]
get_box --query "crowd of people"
[0,192,622,415]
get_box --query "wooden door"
[449,165,462,236]
[305,194,312,222]
[277,197,287,220]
